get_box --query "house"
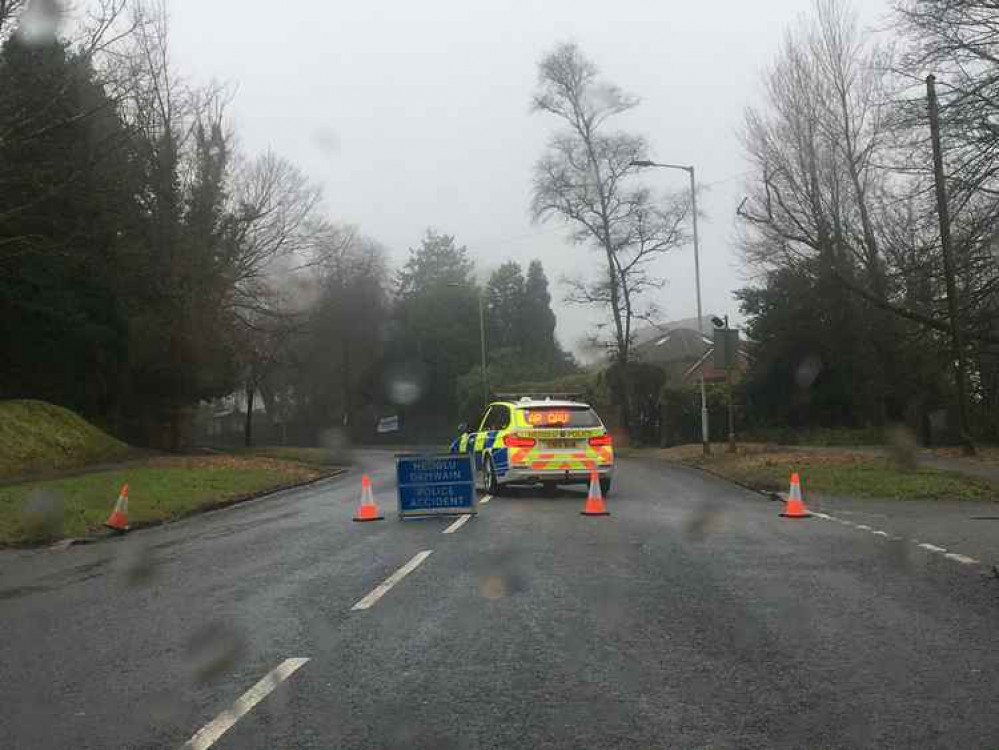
[631,315,750,385]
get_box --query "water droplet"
[185,622,247,685]
[15,0,62,46]
[20,489,64,541]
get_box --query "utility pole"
[926,74,976,456]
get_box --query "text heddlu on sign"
[396,453,476,517]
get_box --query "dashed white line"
[811,513,979,568]
[443,515,472,534]
[479,494,492,505]
[351,550,433,611]
[944,552,979,565]
[182,658,310,750]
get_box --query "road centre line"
[918,542,948,554]
[479,494,492,504]
[351,550,433,611]
[181,658,309,750]
[443,515,472,534]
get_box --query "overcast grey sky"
[169,0,888,356]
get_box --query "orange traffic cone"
[353,474,384,522]
[780,472,811,518]
[105,484,130,532]
[581,469,610,517]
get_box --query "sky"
[167,0,889,358]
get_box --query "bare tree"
[737,0,930,429]
[893,0,999,437]
[530,42,687,429]
[895,1,999,199]
[224,150,325,327]
[740,0,895,285]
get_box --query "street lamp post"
[631,159,710,455]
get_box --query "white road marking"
[443,515,472,534]
[351,550,433,611]
[815,514,980,567]
[944,552,979,565]
[182,658,309,750]
[479,494,492,505]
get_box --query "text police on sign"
[396,453,476,518]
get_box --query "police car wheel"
[484,455,501,495]
[482,456,503,495]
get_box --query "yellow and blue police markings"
[448,402,612,481]
[450,428,510,476]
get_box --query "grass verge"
[657,443,999,501]
[0,400,134,480]
[0,455,330,546]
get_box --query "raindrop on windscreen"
[15,0,61,45]
[794,354,822,389]
[20,489,64,541]
[319,426,352,464]
[389,377,421,406]
[312,128,340,155]
[885,424,918,472]
[478,551,527,598]
[115,542,158,587]
[185,622,248,685]
[685,501,724,541]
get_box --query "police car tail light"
[503,434,536,448]
[588,434,613,447]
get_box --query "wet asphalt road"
[1,450,998,749]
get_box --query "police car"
[450,394,614,495]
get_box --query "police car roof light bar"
[492,392,585,403]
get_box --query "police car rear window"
[522,407,602,427]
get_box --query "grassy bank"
[0,400,134,479]
[0,455,329,545]
[658,444,999,501]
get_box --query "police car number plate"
[544,439,579,448]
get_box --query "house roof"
[632,324,715,365]
[631,315,718,347]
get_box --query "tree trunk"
[244,383,254,447]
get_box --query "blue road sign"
[396,453,476,517]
